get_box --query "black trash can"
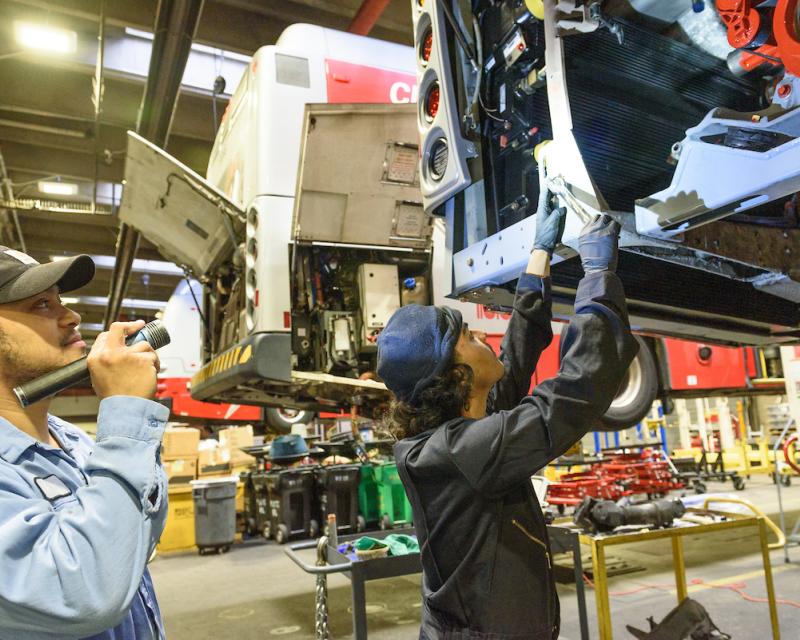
[315,464,362,534]
[264,467,316,544]
[191,477,238,555]
[241,470,262,537]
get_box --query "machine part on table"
[626,597,730,640]
[315,536,330,640]
[573,496,686,534]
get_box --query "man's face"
[0,286,84,388]
[453,323,505,390]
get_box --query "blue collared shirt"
[0,396,170,640]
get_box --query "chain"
[315,536,330,639]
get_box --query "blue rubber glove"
[533,191,567,256]
[579,214,621,274]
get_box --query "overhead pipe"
[348,0,391,36]
[103,0,204,328]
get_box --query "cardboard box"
[218,425,254,450]
[162,427,201,459]
[162,457,197,485]
[228,447,257,468]
[198,447,232,477]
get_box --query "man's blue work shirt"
[0,396,170,640]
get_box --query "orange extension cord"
[582,574,800,608]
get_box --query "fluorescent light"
[38,181,79,196]
[14,21,77,55]
[60,297,79,304]
[50,254,184,276]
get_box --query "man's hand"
[533,190,567,256]
[87,320,160,400]
[579,215,621,274]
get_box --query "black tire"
[380,514,391,531]
[694,482,707,495]
[310,519,320,539]
[733,476,746,491]
[262,522,272,540]
[357,515,366,532]
[276,524,290,545]
[557,504,566,516]
[781,474,792,487]
[599,335,658,431]
[265,407,315,434]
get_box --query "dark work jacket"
[394,271,638,639]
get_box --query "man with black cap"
[0,247,168,639]
[377,198,638,639]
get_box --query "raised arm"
[488,189,567,411]
[449,217,639,497]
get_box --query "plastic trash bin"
[191,477,238,555]
[315,464,362,534]
[358,464,380,529]
[373,462,413,530]
[264,467,317,544]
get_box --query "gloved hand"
[579,214,621,274]
[533,190,567,256]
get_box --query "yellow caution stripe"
[191,344,251,387]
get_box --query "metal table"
[577,513,781,640]
[285,525,590,639]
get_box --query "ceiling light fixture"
[60,297,79,304]
[14,21,78,55]
[38,181,79,196]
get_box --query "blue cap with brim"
[376,304,463,406]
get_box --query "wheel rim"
[608,355,643,411]
[277,408,307,424]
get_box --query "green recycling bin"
[358,464,380,529]
[372,462,413,530]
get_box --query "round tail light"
[424,82,440,122]
[429,138,448,181]
[420,28,433,66]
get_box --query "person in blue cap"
[377,193,638,639]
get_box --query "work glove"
[578,214,620,274]
[533,190,567,256]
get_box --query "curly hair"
[384,363,474,440]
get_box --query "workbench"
[576,513,781,640]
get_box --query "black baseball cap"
[0,247,95,304]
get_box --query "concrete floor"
[150,476,800,639]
